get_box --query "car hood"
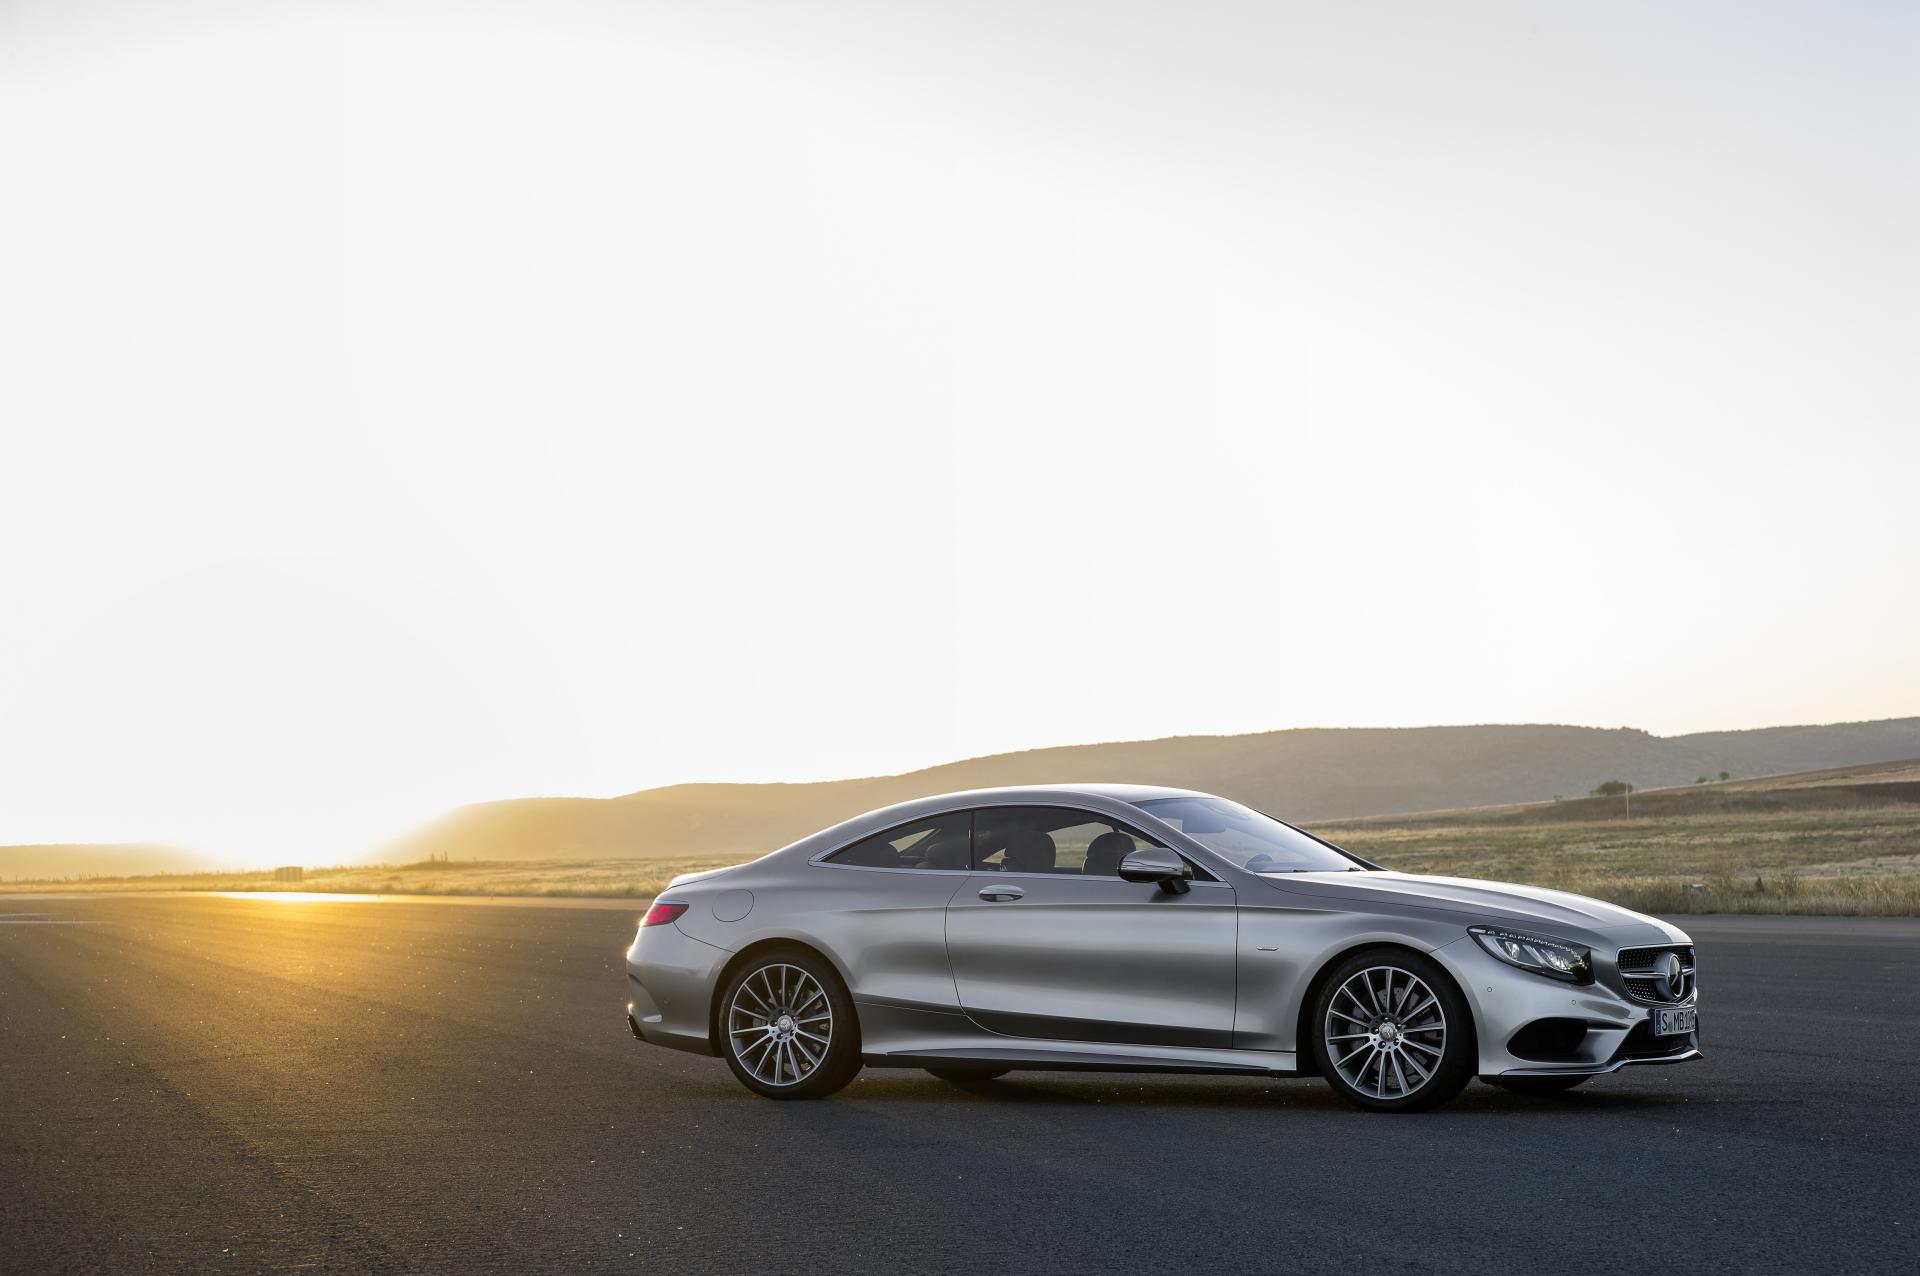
[1261,870,1686,943]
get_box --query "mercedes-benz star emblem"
[1653,951,1686,1000]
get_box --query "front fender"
[1230,899,1464,1053]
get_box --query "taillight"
[641,900,689,928]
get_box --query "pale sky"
[2,1,1915,862]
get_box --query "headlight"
[1469,926,1592,984]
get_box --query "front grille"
[1616,944,1696,1005]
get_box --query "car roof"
[770,783,1221,860]
[908,782,1209,802]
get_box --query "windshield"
[1135,797,1361,873]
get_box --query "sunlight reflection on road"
[208,892,389,904]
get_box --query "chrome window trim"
[966,869,1232,889]
[811,860,974,876]
[808,799,1222,882]
[806,859,1231,888]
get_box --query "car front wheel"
[719,949,862,1100]
[1311,948,1474,1113]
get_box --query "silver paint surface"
[625,784,1701,1078]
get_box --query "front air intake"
[1507,1017,1589,1061]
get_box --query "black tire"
[1310,947,1475,1113]
[1490,1074,1591,1095]
[925,1067,1012,1083]
[718,948,862,1100]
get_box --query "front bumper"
[1430,935,1702,1077]
[1500,1047,1702,1078]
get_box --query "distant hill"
[1324,757,1920,829]
[0,843,223,882]
[373,716,1920,863]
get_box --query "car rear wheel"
[1491,1074,1590,1095]
[1311,948,1474,1113]
[719,949,862,1100]
[925,1067,1012,1083]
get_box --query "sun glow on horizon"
[1,1,1914,861]
[210,891,390,904]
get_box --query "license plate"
[1652,1006,1696,1037]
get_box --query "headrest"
[1084,830,1136,875]
[921,838,969,870]
[1003,828,1056,873]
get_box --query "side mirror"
[1118,846,1190,895]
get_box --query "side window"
[824,812,972,871]
[971,806,1173,877]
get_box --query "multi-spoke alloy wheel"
[1325,966,1446,1100]
[728,963,832,1087]
[719,950,861,1099]
[1313,949,1473,1112]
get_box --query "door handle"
[978,885,1026,902]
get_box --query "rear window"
[823,812,972,870]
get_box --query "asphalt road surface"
[3,895,1915,1275]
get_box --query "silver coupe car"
[624,785,1700,1111]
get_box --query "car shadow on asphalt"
[904,1076,1695,1112]
[660,1069,1699,1114]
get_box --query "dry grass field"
[1313,758,1920,915]
[10,761,1919,914]
[1316,806,1920,915]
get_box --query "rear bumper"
[625,978,717,1056]
[624,923,729,1057]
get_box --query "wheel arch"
[706,936,857,1054]
[1290,940,1476,1076]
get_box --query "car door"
[809,810,977,1012]
[944,805,1238,1049]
